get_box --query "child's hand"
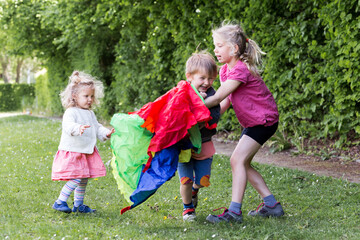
[200,92,207,98]
[79,125,90,135]
[107,128,115,138]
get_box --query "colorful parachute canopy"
[110,81,211,214]
[110,114,152,200]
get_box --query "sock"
[263,194,277,206]
[57,179,81,202]
[229,201,242,214]
[192,186,199,197]
[183,202,194,209]
[74,178,88,207]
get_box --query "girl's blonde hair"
[212,21,265,76]
[186,51,218,78]
[60,71,104,109]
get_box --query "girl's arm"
[220,97,231,115]
[79,125,90,135]
[106,128,115,138]
[62,109,82,136]
[91,111,114,141]
[205,80,242,108]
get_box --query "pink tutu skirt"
[52,147,106,181]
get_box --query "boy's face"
[186,70,215,93]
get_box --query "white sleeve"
[97,123,111,141]
[62,109,82,136]
[91,111,111,141]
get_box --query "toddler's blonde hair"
[60,71,104,109]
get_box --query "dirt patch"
[213,138,360,183]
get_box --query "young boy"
[178,52,221,221]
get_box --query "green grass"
[1,115,359,239]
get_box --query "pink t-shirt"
[220,60,279,128]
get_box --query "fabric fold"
[110,81,211,213]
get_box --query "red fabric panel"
[120,206,131,214]
[131,81,211,153]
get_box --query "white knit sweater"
[58,107,111,154]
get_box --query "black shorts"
[240,122,278,145]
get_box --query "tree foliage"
[0,0,359,147]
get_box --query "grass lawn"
[0,115,359,239]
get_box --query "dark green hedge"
[2,0,359,147]
[107,0,360,147]
[0,84,35,111]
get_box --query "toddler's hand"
[107,128,115,138]
[79,125,90,135]
[200,92,207,98]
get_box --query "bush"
[0,83,35,111]
[3,0,360,147]
[34,72,51,114]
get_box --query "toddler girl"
[51,71,114,213]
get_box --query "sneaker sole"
[183,214,196,221]
[248,210,284,217]
[183,217,196,221]
[52,207,71,214]
[206,214,243,224]
[206,214,224,223]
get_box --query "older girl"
[205,22,284,223]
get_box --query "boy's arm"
[205,87,221,125]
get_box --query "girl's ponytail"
[242,38,266,76]
[69,71,81,84]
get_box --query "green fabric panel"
[110,113,153,203]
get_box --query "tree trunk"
[1,64,10,83]
[0,54,10,83]
[15,58,24,83]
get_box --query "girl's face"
[186,70,215,93]
[213,36,237,65]
[74,87,95,110]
